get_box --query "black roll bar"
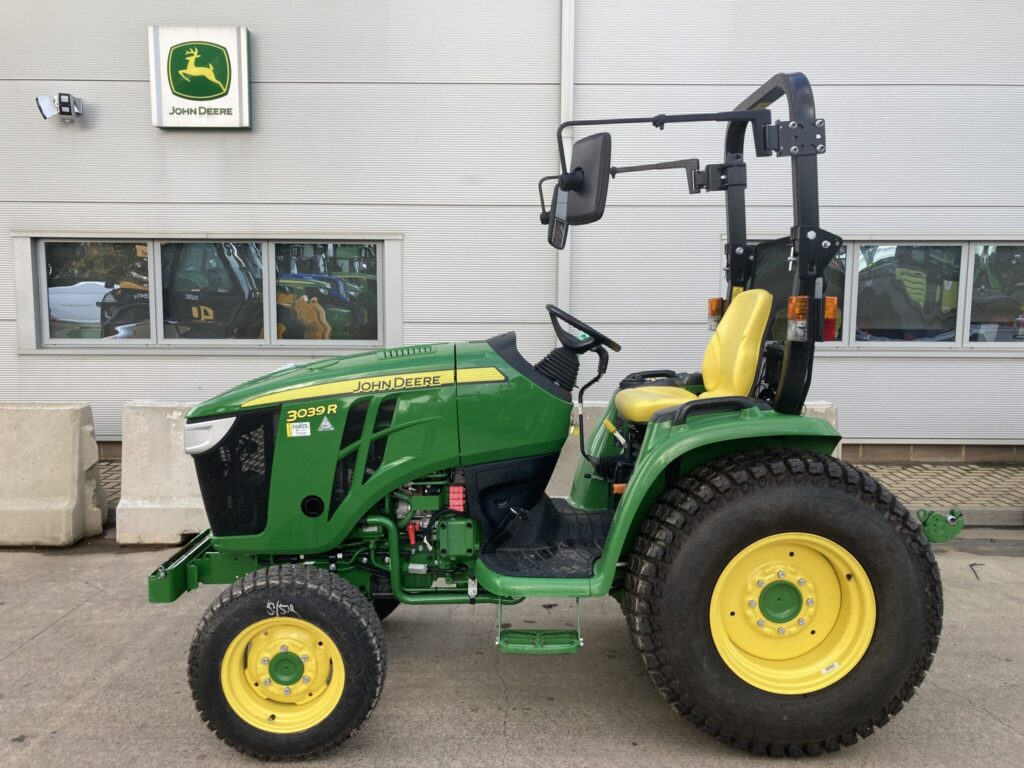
[542,72,840,416]
[724,73,835,414]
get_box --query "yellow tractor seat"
[615,289,774,423]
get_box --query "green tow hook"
[917,508,965,543]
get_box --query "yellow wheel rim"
[220,617,345,733]
[709,532,875,695]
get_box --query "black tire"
[625,449,942,757]
[188,564,386,760]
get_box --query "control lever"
[576,346,612,476]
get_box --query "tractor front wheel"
[626,449,942,756]
[188,564,386,759]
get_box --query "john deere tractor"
[149,74,956,759]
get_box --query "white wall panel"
[570,206,723,323]
[575,84,1024,208]
[810,356,1024,441]
[0,1,559,83]
[0,81,557,206]
[576,1,1024,85]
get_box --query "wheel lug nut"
[260,657,270,665]
[302,675,310,684]
[748,599,756,608]
[757,580,766,588]
[280,645,288,653]
[777,570,786,578]
[300,654,308,662]
[798,578,806,586]
[778,627,786,635]
[757,619,766,627]
[798,618,806,626]
[263,678,271,686]
[283,687,292,695]
[807,598,814,606]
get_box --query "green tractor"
[150,74,955,759]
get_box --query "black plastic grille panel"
[192,409,278,536]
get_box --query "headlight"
[184,416,237,455]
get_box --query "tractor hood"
[187,344,456,420]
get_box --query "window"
[32,238,385,348]
[750,239,847,342]
[969,244,1024,343]
[161,242,264,341]
[42,241,150,341]
[854,244,963,342]
[273,242,379,341]
[741,237,1024,349]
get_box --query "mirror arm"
[556,109,771,173]
[537,174,559,224]
[610,158,700,178]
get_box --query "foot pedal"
[495,599,583,655]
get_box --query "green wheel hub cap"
[268,651,304,685]
[759,580,803,623]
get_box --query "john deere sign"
[149,26,250,128]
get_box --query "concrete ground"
[1,533,1022,768]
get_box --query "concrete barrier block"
[803,400,841,458]
[0,403,107,546]
[116,401,205,545]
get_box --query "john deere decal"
[168,42,230,100]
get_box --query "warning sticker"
[318,416,334,432]
[286,422,311,438]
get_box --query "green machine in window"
[148,73,957,760]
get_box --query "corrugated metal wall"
[0,1,562,438]
[1,0,1022,442]
[573,0,1024,441]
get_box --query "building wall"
[1,0,1022,443]
[572,0,1024,442]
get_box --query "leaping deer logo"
[178,47,226,94]
[168,42,231,100]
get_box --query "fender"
[586,401,840,595]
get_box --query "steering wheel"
[545,304,621,353]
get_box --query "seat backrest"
[701,289,773,397]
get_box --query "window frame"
[739,235,1024,353]
[962,241,1024,349]
[153,239,272,348]
[845,240,969,350]
[16,233,400,353]
[266,240,385,348]
[35,237,159,348]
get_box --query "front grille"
[192,409,278,536]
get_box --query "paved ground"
[862,463,1024,520]
[0,534,1021,768]
[97,460,121,514]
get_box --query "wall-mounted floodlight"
[36,93,84,122]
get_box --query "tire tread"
[188,564,386,761]
[625,448,943,757]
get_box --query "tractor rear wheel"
[625,449,942,756]
[188,564,386,760]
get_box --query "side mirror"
[565,132,611,225]
[547,185,569,250]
